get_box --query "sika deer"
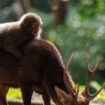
[55,55,104,105]
[0,39,71,105]
[0,39,103,105]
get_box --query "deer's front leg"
[21,84,33,105]
[42,92,51,105]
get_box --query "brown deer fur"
[0,39,102,105]
[0,39,70,105]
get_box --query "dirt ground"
[7,99,105,105]
[7,92,105,105]
[91,99,105,105]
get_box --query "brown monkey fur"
[0,12,42,60]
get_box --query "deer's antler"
[66,54,73,69]
[64,55,79,98]
[81,54,103,101]
[63,53,104,105]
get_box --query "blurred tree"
[30,0,51,13]
[0,0,13,9]
[52,0,69,27]
[11,0,31,19]
[20,0,31,13]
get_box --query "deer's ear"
[55,86,73,104]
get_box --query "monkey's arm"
[4,47,23,60]
[2,33,23,60]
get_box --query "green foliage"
[44,6,105,85]
[91,81,105,100]
[0,0,14,9]
[1,0,105,100]
[7,88,21,98]
[79,81,105,100]
[71,0,105,17]
[30,0,51,13]
[0,8,17,22]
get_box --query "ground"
[7,92,105,105]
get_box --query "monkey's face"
[20,13,43,37]
[32,22,42,36]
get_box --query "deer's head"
[55,55,104,105]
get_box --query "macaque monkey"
[0,12,43,60]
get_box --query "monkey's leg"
[42,92,51,105]
[4,47,23,60]
[21,84,33,105]
[0,85,9,105]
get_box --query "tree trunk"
[52,0,69,27]
[20,0,31,13]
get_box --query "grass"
[7,82,105,100]
[7,88,21,98]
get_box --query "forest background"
[0,0,105,101]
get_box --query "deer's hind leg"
[0,85,9,105]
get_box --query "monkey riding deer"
[0,12,42,60]
[0,39,103,105]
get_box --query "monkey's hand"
[4,47,23,60]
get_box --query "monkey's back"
[0,22,31,49]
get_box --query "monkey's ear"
[55,86,73,104]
